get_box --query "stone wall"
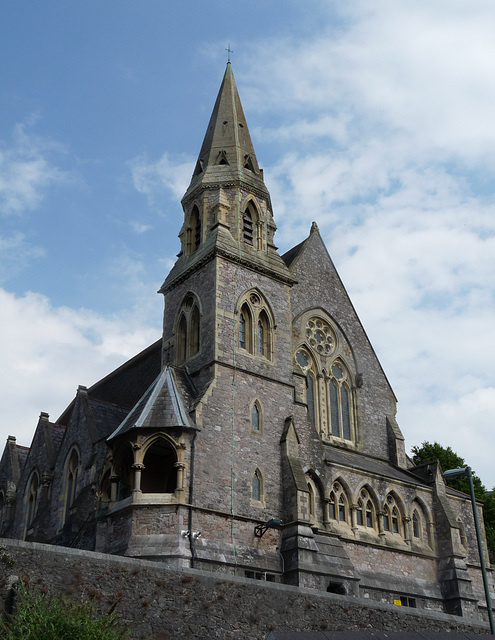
[0,539,490,640]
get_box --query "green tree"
[0,583,130,640]
[411,441,494,562]
[411,441,485,499]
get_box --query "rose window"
[305,318,335,356]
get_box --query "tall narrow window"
[306,373,316,424]
[251,402,261,432]
[412,511,420,538]
[252,469,262,502]
[257,320,264,355]
[308,483,316,518]
[243,206,254,245]
[356,488,376,530]
[328,482,348,524]
[190,305,200,356]
[239,303,252,352]
[237,291,273,360]
[239,313,246,349]
[26,472,39,530]
[177,314,187,364]
[383,494,402,536]
[328,362,353,441]
[257,309,270,358]
[175,294,201,364]
[188,205,201,253]
[63,449,80,523]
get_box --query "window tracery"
[176,293,201,364]
[383,494,403,536]
[237,291,273,360]
[328,482,349,524]
[294,314,355,443]
[356,488,376,530]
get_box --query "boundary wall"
[0,539,490,640]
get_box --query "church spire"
[162,63,292,294]
[183,63,266,201]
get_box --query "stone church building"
[0,64,493,623]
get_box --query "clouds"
[1,1,494,487]
[0,288,158,443]
[129,152,194,209]
[0,121,69,216]
[233,2,495,484]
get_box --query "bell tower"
[159,63,294,379]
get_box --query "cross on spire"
[225,43,233,63]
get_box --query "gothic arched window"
[328,362,352,441]
[383,494,403,536]
[25,471,39,533]
[242,201,262,249]
[306,372,316,424]
[187,205,201,254]
[141,439,177,494]
[237,291,273,360]
[175,293,201,364]
[356,487,376,530]
[251,469,263,503]
[328,482,349,524]
[294,315,356,444]
[251,401,262,433]
[63,449,80,524]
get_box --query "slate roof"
[88,397,131,442]
[107,366,197,441]
[57,339,161,425]
[324,446,430,488]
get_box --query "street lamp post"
[443,466,494,634]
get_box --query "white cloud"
[0,121,69,216]
[0,288,159,448]
[241,2,495,487]
[129,152,194,208]
[0,233,45,283]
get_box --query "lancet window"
[237,291,273,360]
[251,400,262,433]
[25,471,39,533]
[242,201,262,249]
[186,205,201,254]
[251,468,264,504]
[328,482,349,524]
[176,293,201,364]
[383,494,403,536]
[62,448,80,524]
[356,488,376,530]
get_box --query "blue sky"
[2,1,495,488]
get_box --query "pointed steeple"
[184,62,266,198]
[161,64,294,295]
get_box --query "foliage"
[411,440,494,562]
[0,583,130,640]
[411,441,485,499]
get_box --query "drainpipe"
[187,430,197,568]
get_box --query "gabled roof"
[57,339,162,426]
[107,366,198,441]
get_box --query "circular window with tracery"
[305,318,335,356]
